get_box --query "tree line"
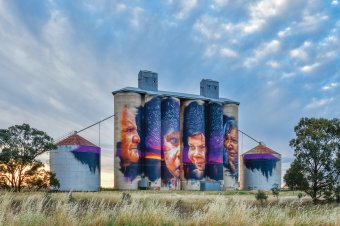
[1,118,339,204]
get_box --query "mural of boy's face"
[120,106,140,165]
[163,131,180,177]
[224,127,238,173]
[188,133,206,171]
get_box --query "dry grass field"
[0,190,339,226]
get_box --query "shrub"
[255,190,268,205]
[271,183,280,200]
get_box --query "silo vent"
[138,70,158,91]
[200,79,219,99]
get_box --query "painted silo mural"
[240,144,281,190]
[114,92,142,189]
[112,82,240,190]
[144,95,162,187]
[182,100,206,190]
[206,102,223,182]
[51,134,100,191]
[223,104,239,189]
[161,97,181,189]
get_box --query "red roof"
[57,134,97,147]
[243,144,280,155]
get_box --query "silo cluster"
[49,70,283,191]
[50,134,101,191]
[113,71,240,190]
[240,144,281,190]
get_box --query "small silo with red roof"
[240,143,281,190]
[50,133,101,191]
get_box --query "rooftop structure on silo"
[200,79,219,99]
[138,70,158,91]
[114,70,237,104]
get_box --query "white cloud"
[243,0,289,33]
[267,60,280,68]
[255,40,280,59]
[300,63,320,73]
[290,48,307,60]
[175,0,197,20]
[303,41,311,47]
[278,27,291,38]
[281,72,295,79]
[306,97,334,109]
[220,48,238,58]
[331,0,338,5]
[130,7,144,29]
[48,97,67,111]
[214,0,229,7]
[193,16,221,40]
[321,35,338,46]
[290,41,311,60]
[243,19,265,33]
[203,44,218,58]
[116,3,127,12]
[298,13,329,32]
[322,83,338,91]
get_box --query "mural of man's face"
[224,128,238,173]
[120,106,140,165]
[163,131,180,177]
[188,133,206,171]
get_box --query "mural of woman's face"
[188,133,206,171]
[120,106,140,165]
[163,131,180,177]
[224,128,238,173]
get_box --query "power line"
[238,129,260,144]
[54,115,114,145]
[77,114,114,134]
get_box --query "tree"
[271,183,280,200]
[0,123,57,191]
[288,117,340,204]
[284,161,308,192]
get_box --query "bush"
[255,190,268,205]
[271,183,280,200]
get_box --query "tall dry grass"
[0,191,339,226]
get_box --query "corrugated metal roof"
[57,133,98,147]
[112,87,239,105]
[242,144,281,155]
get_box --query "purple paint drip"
[243,153,278,160]
[72,145,101,154]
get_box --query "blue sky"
[0,0,339,187]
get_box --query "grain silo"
[114,92,143,190]
[182,100,206,190]
[222,103,239,189]
[240,144,281,190]
[144,95,162,188]
[161,97,181,190]
[206,102,223,183]
[50,133,101,191]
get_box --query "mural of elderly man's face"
[224,127,238,173]
[120,106,140,166]
[188,133,206,171]
[163,131,180,177]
